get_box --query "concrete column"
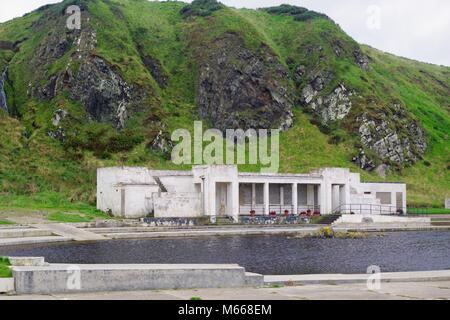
[251,183,256,206]
[280,186,284,206]
[231,181,239,222]
[317,184,324,213]
[292,183,298,215]
[320,182,332,215]
[201,179,205,216]
[307,185,315,208]
[340,184,350,214]
[264,182,269,215]
[209,181,216,222]
[332,185,340,212]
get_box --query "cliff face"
[196,33,293,131]
[0,0,449,205]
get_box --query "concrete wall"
[154,193,202,218]
[335,214,430,224]
[13,264,263,294]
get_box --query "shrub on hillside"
[294,11,329,22]
[181,0,224,18]
[63,123,144,159]
[262,4,308,16]
[262,5,329,22]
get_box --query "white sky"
[0,0,449,66]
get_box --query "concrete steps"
[431,218,450,226]
[33,224,107,241]
[102,227,318,239]
[0,236,73,246]
[0,228,54,239]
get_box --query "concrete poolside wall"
[12,263,264,294]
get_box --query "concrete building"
[97,165,406,220]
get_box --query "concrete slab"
[0,278,14,293]
[12,264,263,294]
[34,223,108,241]
[104,227,318,239]
[8,257,46,267]
[264,270,450,285]
[0,228,53,239]
[4,281,450,300]
[0,236,73,246]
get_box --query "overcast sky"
[1,0,449,66]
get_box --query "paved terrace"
[1,281,449,300]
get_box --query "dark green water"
[1,231,449,275]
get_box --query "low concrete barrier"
[264,270,450,286]
[333,214,430,225]
[0,278,14,293]
[13,264,264,294]
[8,257,46,267]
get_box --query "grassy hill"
[0,0,448,211]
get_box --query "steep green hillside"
[0,0,448,208]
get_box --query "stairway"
[317,214,342,225]
[0,225,71,246]
[153,176,168,192]
[215,216,236,225]
[431,217,450,226]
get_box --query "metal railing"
[297,205,321,214]
[333,204,404,215]
[269,205,294,216]
[239,204,321,216]
[239,204,265,216]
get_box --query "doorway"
[216,182,231,216]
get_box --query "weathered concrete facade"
[97,165,406,219]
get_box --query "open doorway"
[216,182,231,217]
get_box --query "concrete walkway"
[100,226,319,239]
[2,281,449,300]
[264,270,450,285]
[34,224,107,241]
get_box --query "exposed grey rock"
[48,127,66,142]
[0,66,8,113]
[140,53,168,89]
[27,11,143,130]
[354,50,370,70]
[69,56,132,129]
[375,164,390,178]
[357,105,427,167]
[352,149,376,171]
[197,34,293,131]
[149,130,173,155]
[293,65,306,85]
[52,109,68,126]
[301,79,353,125]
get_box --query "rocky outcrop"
[149,130,173,155]
[352,149,376,171]
[300,72,353,125]
[48,109,69,141]
[355,105,427,168]
[354,50,370,70]
[197,34,293,131]
[25,9,142,130]
[140,54,168,89]
[51,109,68,126]
[0,66,8,113]
[69,56,132,129]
